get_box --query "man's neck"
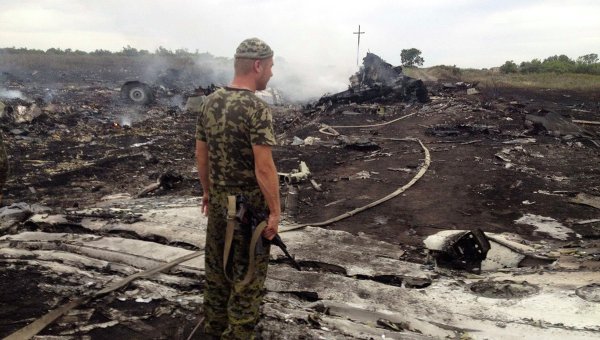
[230,77,256,92]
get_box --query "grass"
[404,66,600,91]
[0,54,203,72]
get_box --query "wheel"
[120,81,155,105]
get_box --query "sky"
[1,0,599,99]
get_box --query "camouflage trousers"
[204,186,271,340]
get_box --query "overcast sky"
[1,0,599,98]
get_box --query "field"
[1,54,600,339]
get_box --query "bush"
[519,59,542,73]
[436,64,461,76]
[500,60,518,74]
[499,53,600,76]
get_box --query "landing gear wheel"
[120,81,154,105]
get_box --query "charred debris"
[316,52,429,106]
[2,50,600,339]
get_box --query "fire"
[112,122,131,129]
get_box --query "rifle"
[235,196,301,271]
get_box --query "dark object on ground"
[434,229,491,273]
[317,53,429,106]
[526,111,599,147]
[120,81,155,105]
[426,123,500,137]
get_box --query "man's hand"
[253,144,281,241]
[201,193,209,216]
[262,213,279,240]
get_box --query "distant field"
[0,53,230,85]
[404,66,600,90]
[2,53,599,91]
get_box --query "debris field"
[1,54,600,339]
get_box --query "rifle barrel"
[272,235,301,271]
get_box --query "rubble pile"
[317,53,429,106]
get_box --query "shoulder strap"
[223,195,268,291]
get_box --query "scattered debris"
[349,171,372,180]
[337,135,380,151]
[572,119,600,126]
[570,192,600,210]
[424,230,556,271]
[515,213,579,240]
[526,111,599,146]
[136,170,183,197]
[466,88,479,95]
[423,229,490,273]
[425,123,499,137]
[279,161,311,184]
[469,280,539,299]
[2,52,600,339]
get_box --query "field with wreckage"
[1,53,600,339]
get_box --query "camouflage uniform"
[195,85,277,339]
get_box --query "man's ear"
[253,59,262,73]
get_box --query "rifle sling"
[224,195,268,291]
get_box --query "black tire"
[120,81,155,105]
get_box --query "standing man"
[195,38,280,339]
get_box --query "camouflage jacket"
[195,87,276,188]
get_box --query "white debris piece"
[515,213,579,240]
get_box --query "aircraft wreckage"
[317,52,429,106]
[1,50,600,339]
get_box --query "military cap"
[234,38,273,59]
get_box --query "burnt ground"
[1,59,600,339]
[286,87,600,253]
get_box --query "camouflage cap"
[234,38,273,59]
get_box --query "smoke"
[188,55,354,104]
[116,107,143,127]
[270,58,354,103]
[0,88,28,100]
[167,94,185,109]
[119,114,132,127]
[116,53,356,105]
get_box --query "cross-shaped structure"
[353,25,365,66]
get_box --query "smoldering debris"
[2,51,600,339]
[526,111,600,147]
[316,53,429,106]
[0,89,28,100]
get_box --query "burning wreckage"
[1,51,600,340]
[317,52,429,106]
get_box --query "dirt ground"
[1,58,600,339]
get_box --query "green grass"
[405,66,600,91]
[0,54,203,72]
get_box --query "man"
[195,38,280,339]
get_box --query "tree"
[121,45,139,56]
[400,48,424,67]
[155,46,173,56]
[577,53,599,65]
[519,59,542,73]
[499,60,518,74]
[543,54,575,64]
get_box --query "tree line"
[500,53,600,75]
[0,45,209,57]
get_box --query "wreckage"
[1,51,600,339]
[317,53,429,106]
